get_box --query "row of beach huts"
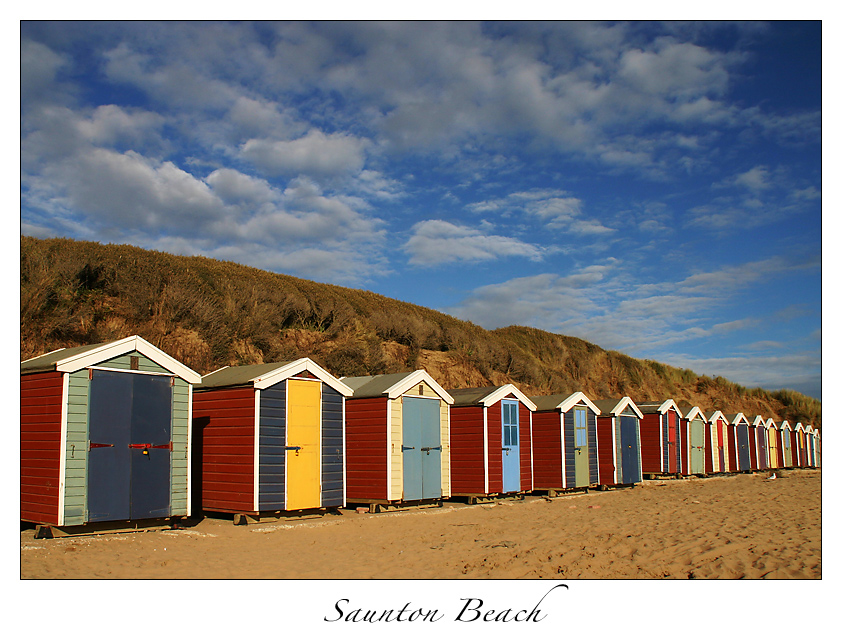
[21,336,821,537]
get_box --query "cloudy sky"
[20,21,822,398]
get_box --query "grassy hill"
[20,236,821,429]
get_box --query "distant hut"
[21,336,201,536]
[531,391,601,493]
[707,411,729,473]
[341,371,453,510]
[805,426,817,467]
[794,423,808,467]
[447,385,535,500]
[593,398,644,486]
[193,358,352,520]
[813,428,821,467]
[779,420,794,467]
[750,415,769,470]
[726,413,751,472]
[636,399,682,478]
[766,418,781,469]
[679,405,707,475]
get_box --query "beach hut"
[341,371,453,509]
[780,420,794,467]
[805,425,816,468]
[531,391,601,493]
[750,415,769,470]
[702,413,716,474]
[766,419,781,469]
[21,336,201,536]
[593,398,643,487]
[636,400,682,477]
[193,358,352,519]
[813,428,821,467]
[726,413,751,472]
[447,385,535,500]
[679,406,707,475]
[794,423,808,467]
[708,411,729,473]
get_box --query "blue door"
[619,415,641,484]
[501,400,520,493]
[402,397,442,501]
[88,370,172,522]
[737,424,751,471]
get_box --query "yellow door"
[286,379,321,510]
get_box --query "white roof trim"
[779,420,792,429]
[53,335,201,384]
[251,357,353,397]
[708,410,726,423]
[751,415,766,426]
[478,384,537,411]
[383,370,454,404]
[653,399,681,415]
[607,397,643,419]
[555,392,601,415]
[729,413,748,425]
[794,422,805,431]
[765,418,779,428]
[683,406,704,421]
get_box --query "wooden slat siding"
[661,413,668,471]
[748,427,758,469]
[439,398,450,498]
[487,402,503,494]
[562,410,575,488]
[345,397,389,501]
[321,384,344,507]
[518,402,532,492]
[727,425,737,471]
[20,372,64,525]
[704,422,714,473]
[170,378,190,516]
[193,387,255,513]
[449,406,486,495]
[98,351,163,372]
[63,370,89,524]
[639,413,663,474]
[596,416,616,485]
[587,410,598,485]
[258,381,286,511]
[390,397,402,500]
[531,410,562,489]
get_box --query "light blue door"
[403,397,442,501]
[501,400,520,492]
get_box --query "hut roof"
[531,391,600,415]
[680,405,707,421]
[447,384,537,411]
[20,335,201,384]
[198,357,351,395]
[592,397,643,418]
[341,370,454,404]
[637,399,681,416]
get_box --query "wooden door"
[286,380,321,510]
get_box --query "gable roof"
[708,410,727,424]
[681,405,707,421]
[447,384,537,411]
[637,399,682,416]
[725,412,748,425]
[20,335,201,384]
[531,391,601,415]
[592,397,643,419]
[198,357,352,396]
[341,370,454,404]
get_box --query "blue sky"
[20,21,822,398]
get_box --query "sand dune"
[20,469,820,579]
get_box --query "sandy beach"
[20,468,820,580]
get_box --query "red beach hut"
[636,399,682,478]
[447,384,535,500]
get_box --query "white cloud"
[21,38,70,104]
[733,166,771,192]
[241,130,370,179]
[403,220,547,266]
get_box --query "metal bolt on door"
[501,400,520,493]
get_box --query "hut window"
[574,409,588,447]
